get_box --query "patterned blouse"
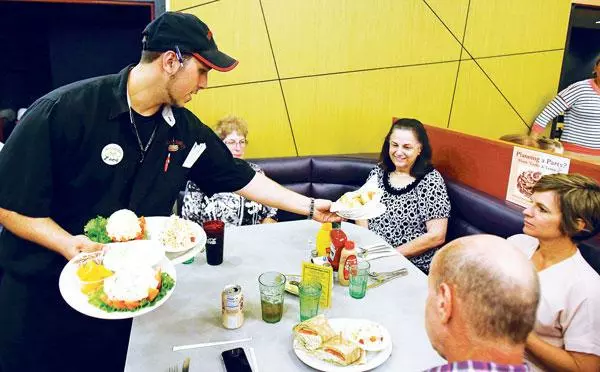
[181,162,277,227]
[366,165,451,273]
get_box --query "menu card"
[301,262,333,308]
[506,146,570,207]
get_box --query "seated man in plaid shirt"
[424,235,540,372]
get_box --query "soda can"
[221,284,244,329]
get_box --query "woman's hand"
[261,217,278,224]
[63,235,104,260]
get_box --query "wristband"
[307,198,315,220]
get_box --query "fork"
[369,268,408,279]
[168,364,179,372]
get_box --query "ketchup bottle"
[329,222,347,271]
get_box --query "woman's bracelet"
[307,198,315,220]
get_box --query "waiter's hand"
[63,235,104,260]
[313,199,342,223]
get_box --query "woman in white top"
[507,173,600,371]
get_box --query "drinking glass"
[349,260,370,299]
[203,220,224,265]
[298,281,322,321]
[258,271,286,323]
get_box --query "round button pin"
[101,144,124,165]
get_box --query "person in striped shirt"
[424,235,540,372]
[531,58,600,156]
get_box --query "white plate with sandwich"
[331,183,386,220]
[293,315,392,371]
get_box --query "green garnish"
[84,216,112,244]
[88,273,176,313]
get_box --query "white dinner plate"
[293,318,392,372]
[335,203,386,220]
[59,254,176,320]
[166,245,203,265]
[144,216,207,254]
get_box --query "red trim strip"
[3,0,153,7]
[192,53,238,72]
[562,142,600,156]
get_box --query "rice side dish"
[159,215,196,252]
[106,209,143,242]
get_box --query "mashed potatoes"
[106,209,144,242]
[103,266,159,302]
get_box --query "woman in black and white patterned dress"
[356,118,450,273]
[181,116,277,227]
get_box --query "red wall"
[425,125,600,200]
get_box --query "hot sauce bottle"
[329,222,347,271]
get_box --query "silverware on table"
[168,364,179,372]
[369,268,407,279]
[368,269,408,289]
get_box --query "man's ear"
[437,282,453,324]
[161,51,180,75]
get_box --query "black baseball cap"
[142,12,238,72]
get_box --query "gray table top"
[125,220,445,372]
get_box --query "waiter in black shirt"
[0,12,338,372]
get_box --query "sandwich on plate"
[313,334,365,366]
[293,314,337,351]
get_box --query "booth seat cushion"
[445,180,524,240]
[251,156,377,221]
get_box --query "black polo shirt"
[0,66,255,278]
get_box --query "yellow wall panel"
[168,0,213,12]
[477,50,565,125]
[450,61,528,138]
[425,0,469,40]
[464,0,571,57]
[261,0,461,78]
[182,0,278,87]
[282,63,458,156]
[186,82,296,158]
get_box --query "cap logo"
[207,30,213,40]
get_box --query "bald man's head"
[428,235,539,344]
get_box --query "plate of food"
[343,320,390,352]
[84,210,206,265]
[292,315,392,371]
[145,215,206,253]
[331,183,385,220]
[59,247,176,320]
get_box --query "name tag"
[182,142,206,168]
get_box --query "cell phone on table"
[221,347,253,372]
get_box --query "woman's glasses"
[224,139,247,147]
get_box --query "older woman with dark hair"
[356,118,450,273]
[508,173,600,371]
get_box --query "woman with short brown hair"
[508,173,600,371]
